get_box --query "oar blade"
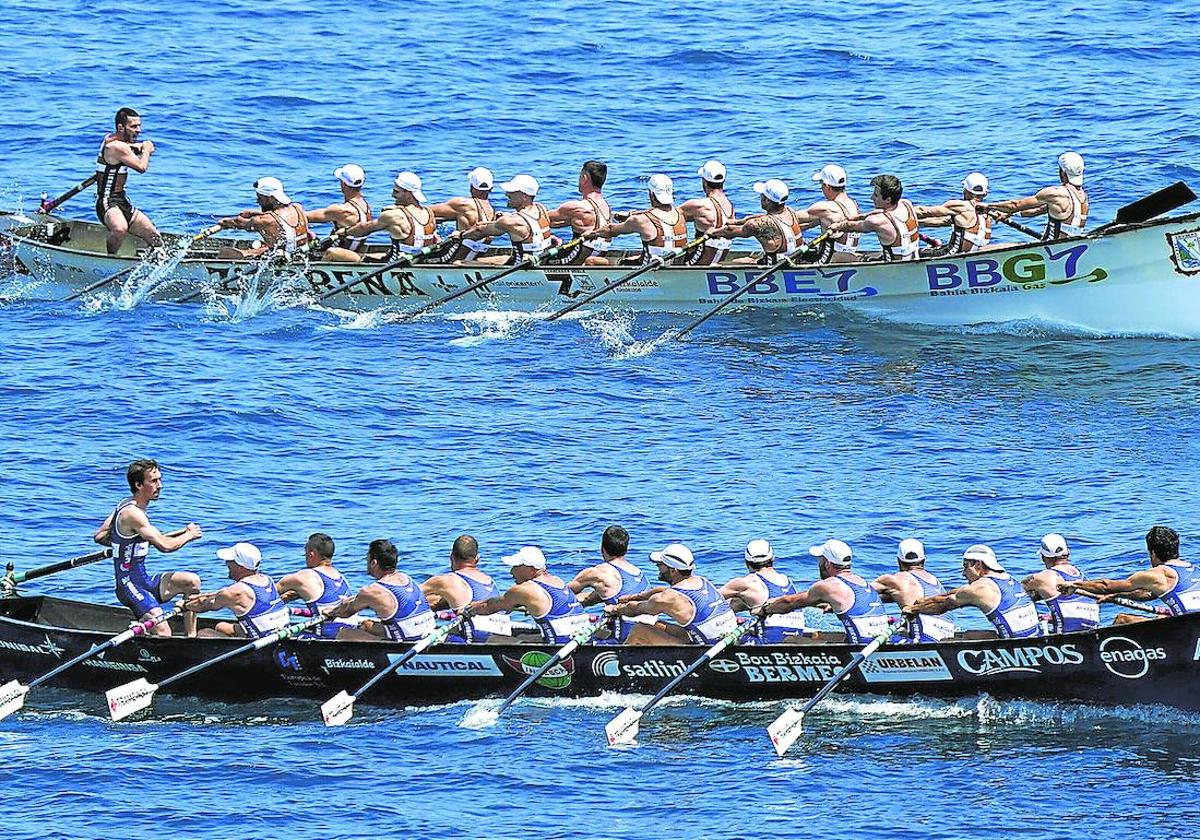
[0,680,30,721]
[105,677,158,721]
[767,706,806,757]
[321,690,356,727]
[1114,181,1197,225]
[605,706,642,746]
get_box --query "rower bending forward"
[587,174,689,266]
[708,178,805,265]
[984,152,1088,240]
[829,174,921,262]
[461,174,556,265]
[216,177,311,259]
[275,532,361,639]
[184,542,290,639]
[420,534,512,643]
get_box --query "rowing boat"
[2,595,1197,713]
[5,211,1200,334]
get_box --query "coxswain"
[677,160,735,265]
[904,544,1041,638]
[426,167,498,263]
[566,525,651,643]
[1059,525,1200,624]
[305,164,372,262]
[719,539,808,644]
[586,174,690,266]
[93,458,203,637]
[184,542,291,639]
[871,538,956,643]
[94,107,162,255]
[759,539,889,644]
[983,152,1088,240]
[706,179,805,265]
[324,538,435,641]
[467,546,589,643]
[216,177,311,259]
[341,171,438,265]
[603,542,737,645]
[541,160,613,266]
[460,174,556,266]
[420,535,512,642]
[274,532,361,639]
[828,175,921,262]
[913,173,994,256]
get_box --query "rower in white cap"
[678,160,736,265]
[983,151,1088,240]
[708,178,806,265]
[461,174,557,265]
[904,544,1041,639]
[543,160,614,266]
[786,164,862,264]
[343,171,439,264]
[467,546,589,643]
[586,173,690,266]
[1021,533,1099,634]
[719,539,809,644]
[913,172,994,255]
[216,176,312,259]
[183,542,291,639]
[427,167,499,263]
[304,163,373,263]
[870,538,956,643]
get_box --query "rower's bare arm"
[327,585,386,619]
[913,204,954,227]
[547,200,584,228]
[790,207,823,231]
[590,214,647,240]
[429,197,470,223]
[567,566,609,606]
[304,204,352,225]
[871,574,902,603]
[466,213,524,241]
[761,590,816,615]
[908,585,979,616]
[93,510,115,546]
[610,589,687,623]
[470,585,533,617]
[275,570,314,603]
[343,216,387,239]
[127,508,201,553]
[719,578,758,611]
[184,584,246,614]
[109,140,153,173]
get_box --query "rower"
[585,174,689,266]
[543,160,613,266]
[904,544,1041,638]
[274,532,361,639]
[93,458,203,637]
[707,178,805,265]
[566,525,651,643]
[678,160,735,265]
[871,538,955,643]
[913,172,994,256]
[95,107,162,255]
[719,539,808,644]
[342,172,438,264]
[603,542,737,645]
[1059,525,1200,624]
[184,542,290,639]
[420,535,512,642]
[790,164,861,264]
[325,539,435,641]
[216,177,312,259]
[758,539,889,644]
[828,175,921,262]
[467,546,589,643]
[426,167,498,263]
[1021,533,1100,633]
[305,164,373,263]
[983,152,1088,240]
[460,174,555,265]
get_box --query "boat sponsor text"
[1097,636,1167,680]
[956,642,1084,676]
[387,653,504,678]
[926,244,1106,296]
[859,651,955,683]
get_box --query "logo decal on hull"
[956,643,1083,676]
[1167,228,1200,275]
[859,651,954,683]
[591,651,620,677]
[1098,636,1167,679]
[501,652,575,688]
[387,653,503,678]
[926,244,1106,297]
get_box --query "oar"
[1076,590,1167,616]
[38,174,99,215]
[987,211,1042,239]
[0,603,182,721]
[64,224,223,303]
[173,229,341,305]
[605,618,759,746]
[1092,181,1197,235]
[544,235,708,322]
[105,613,326,721]
[316,234,462,303]
[0,548,112,596]
[393,237,583,322]
[320,613,467,726]
[766,618,897,757]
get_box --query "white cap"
[254,177,291,205]
[963,543,1004,572]
[392,171,427,203]
[500,545,547,570]
[649,542,694,571]
[1058,151,1085,186]
[334,164,365,188]
[754,178,789,204]
[809,539,852,566]
[744,538,774,566]
[962,172,989,196]
[897,538,926,564]
[468,166,494,190]
[217,542,262,570]
[499,174,539,197]
[1040,533,1070,559]
[648,173,674,204]
[811,164,847,188]
[697,160,726,183]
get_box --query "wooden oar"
[105,614,326,720]
[604,618,759,746]
[316,234,462,303]
[544,235,708,322]
[987,211,1042,239]
[0,603,182,721]
[63,224,223,303]
[320,613,467,726]
[38,174,99,215]
[173,229,341,305]
[1092,181,1197,235]
[0,548,112,596]
[767,618,897,757]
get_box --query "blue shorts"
[116,570,166,619]
[299,620,359,640]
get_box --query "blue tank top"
[982,574,1041,638]
[900,570,955,643]
[532,578,588,643]
[306,567,351,613]
[1160,560,1200,615]
[378,576,435,641]
[601,562,650,643]
[1047,566,1100,632]
[752,571,804,644]
[452,570,503,642]
[454,570,499,600]
[110,499,152,589]
[237,576,290,639]
[673,576,737,644]
[834,573,889,644]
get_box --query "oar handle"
[1076,590,1165,615]
[7,548,112,586]
[39,174,99,214]
[986,211,1042,240]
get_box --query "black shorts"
[96,192,137,226]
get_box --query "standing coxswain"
[587,174,689,266]
[183,542,291,639]
[871,538,956,643]
[420,535,512,642]
[567,525,651,644]
[543,160,613,266]
[983,152,1088,240]
[275,532,361,639]
[1021,533,1100,633]
[305,164,372,263]
[95,107,162,255]
[426,167,498,263]
[720,539,808,644]
[460,174,556,265]
[468,546,589,643]
[707,178,805,265]
[216,177,311,259]
[913,172,994,256]
[324,539,435,641]
[341,171,438,264]
[828,174,921,262]
[677,160,735,266]
[93,458,203,637]
[904,544,1042,638]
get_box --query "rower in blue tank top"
[275,532,362,640]
[872,538,957,643]
[420,535,511,643]
[183,542,292,639]
[1021,534,1099,633]
[568,525,652,643]
[905,544,1041,639]
[468,546,590,643]
[324,538,435,641]
[720,539,809,644]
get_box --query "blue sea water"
[2,1,1200,838]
